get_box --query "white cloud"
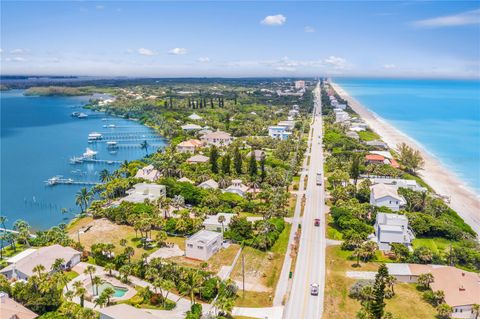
[7,57,26,62]
[0,49,2,54]
[11,48,27,55]
[275,66,296,72]
[137,48,155,56]
[413,8,480,28]
[261,14,286,26]
[383,64,397,69]
[304,26,315,33]
[96,5,105,10]
[197,57,210,63]
[169,48,187,55]
[324,56,347,69]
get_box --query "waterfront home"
[346,131,359,140]
[99,304,160,319]
[365,154,388,165]
[334,109,350,123]
[370,184,407,211]
[366,139,389,150]
[200,131,233,147]
[185,230,223,261]
[198,128,213,136]
[134,164,161,182]
[277,120,296,130]
[0,292,38,319]
[0,245,81,280]
[188,113,203,121]
[181,123,202,132]
[336,103,347,110]
[386,264,480,318]
[268,126,292,140]
[198,179,219,190]
[176,139,203,153]
[368,177,427,192]
[186,154,209,164]
[374,213,413,251]
[349,125,367,132]
[122,183,166,203]
[203,213,236,232]
[247,149,266,161]
[224,179,250,197]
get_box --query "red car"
[314,218,320,226]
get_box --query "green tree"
[83,265,96,295]
[140,140,149,156]
[397,142,425,174]
[260,155,266,182]
[75,187,92,214]
[350,154,361,187]
[221,154,231,175]
[248,149,258,178]
[99,169,112,183]
[436,303,452,319]
[369,264,389,319]
[209,146,219,174]
[417,273,434,290]
[233,146,242,174]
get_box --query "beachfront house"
[185,230,223,261]
[346,131,359,140]
[122,183,166,203]
[334,109,350,123]
[370,184,407,211]
[198,179,219,190]
[268,126,292,140]
[369,177,427,193]
[366,140,389,150]
[374,213,414,251]
[224,179,250,197]
[203,213,236,232]
[0,245,81,280]
[186,154,209,164]
[0,292,38,319]
[181,123,202,132]
[99,304,161,319]
[386,264,480,318]
[176,139,203,153]
[200,131,233,147]
[134,164,161,182]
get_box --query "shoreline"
[331,82,480,236]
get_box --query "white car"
[310,283,319,296]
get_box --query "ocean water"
[0,90,166,229]
[334,78,480,194]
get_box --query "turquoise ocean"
[334,78,480,195]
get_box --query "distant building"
[198,179,219,190]
[188,113,203,121]
[277,120,296,130]
[370,184,407,211]
[181,123,202,131]
[99,304,161,319]
[336,103,347,110]
[200,131,233,147]
[186,154,209,164]
[185,230,223,261]
[346,131,359,140]
[134,164,161,182]
[294,80,305,90]
[268,126,292,140]
[365,154,389,165]
[178,177,194,184]
[288,109,300,117]
[122,183,166,203]
[369,177,427,193]
[0,245,81,280]
[224,179,250,197]
[334,109,349,123]
[366,140,389,150]
[0,292,38,319]
[374,213,414,251]
[203,213,236,232]
[176,139,203,153]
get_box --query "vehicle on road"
[314,218,320,226]
[316,172,322,185]
[310,283,319,296]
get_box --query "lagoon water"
[334,78,480,194]
[0,90,166,229]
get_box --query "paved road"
[283,83,326,319]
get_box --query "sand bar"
[331,82,480,236]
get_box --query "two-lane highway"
[283,83,326,319]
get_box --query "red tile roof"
[365,154,385,161]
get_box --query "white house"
[203,213,236,232]
[369,177,427,193]
[268,126,292,140]
[200,131,233,147]
[334,109,350,123]
[336,103,347,110]
[277,120,296,131]
[176,139,203,153]
[188,113,203,121]
[181,123,202,131]
[186,154,209,164]
[122,183,166,203]
[370,183,406,211]
[0,245,81,280]
[224,179,250,197]
[99,304,161,319]
[366,140,389,150]
[198,179,219,190]
[185,230,223,261]
[374,213,414,251]
[134,164,161,182]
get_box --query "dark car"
[314,218,320,226]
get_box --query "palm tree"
[84,265,96,295]
[385,275,397,295]
[119,238,127,247]
[218,215,226,234]
[418,273,434,289]
[119,264,132,283]
[140,140,149,156]
[92,276,104,296]
[32,264,46,277]
[99,169,112,183]
[0,216,7,260]
[13,220,31,246]
[180,271,202,305]
[94,294,107,308]
[73,280,87,308]
[472,304,480,319]
[102,287,116,306]
[124,246,135,263]
[75,187,92,214]
[104,263,115,276]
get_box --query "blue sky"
[1,1,479,78]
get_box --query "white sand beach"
[331,82,480,236]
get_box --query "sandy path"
[331,82,480,236]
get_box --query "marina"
[44,176,100,186]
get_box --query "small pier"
[45,176,100,186]
[70,157,122,165]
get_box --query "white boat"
[70,157,83,164]
[83,148,98,158]
[103,124,116,128]
[77,113,88,119]
[106,141,118,148]
[88,132,103,140]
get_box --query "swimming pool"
[91,282,128,297]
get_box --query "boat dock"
[45,176,100,186]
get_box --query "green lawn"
[326,215,343,240]
[271,223,291,254]
[358,130,380,141]
[412,237,456,254]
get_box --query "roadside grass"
[68,216,185,261]
[324,246,436,319]
[326,215,343,240]
[358,130,379,141]
[169,244,240,274]
[232,224,291,307]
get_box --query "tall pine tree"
[233,146,242,174]
[248,149,257,178]
[209,146,219,174]
[221,154,231,175]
